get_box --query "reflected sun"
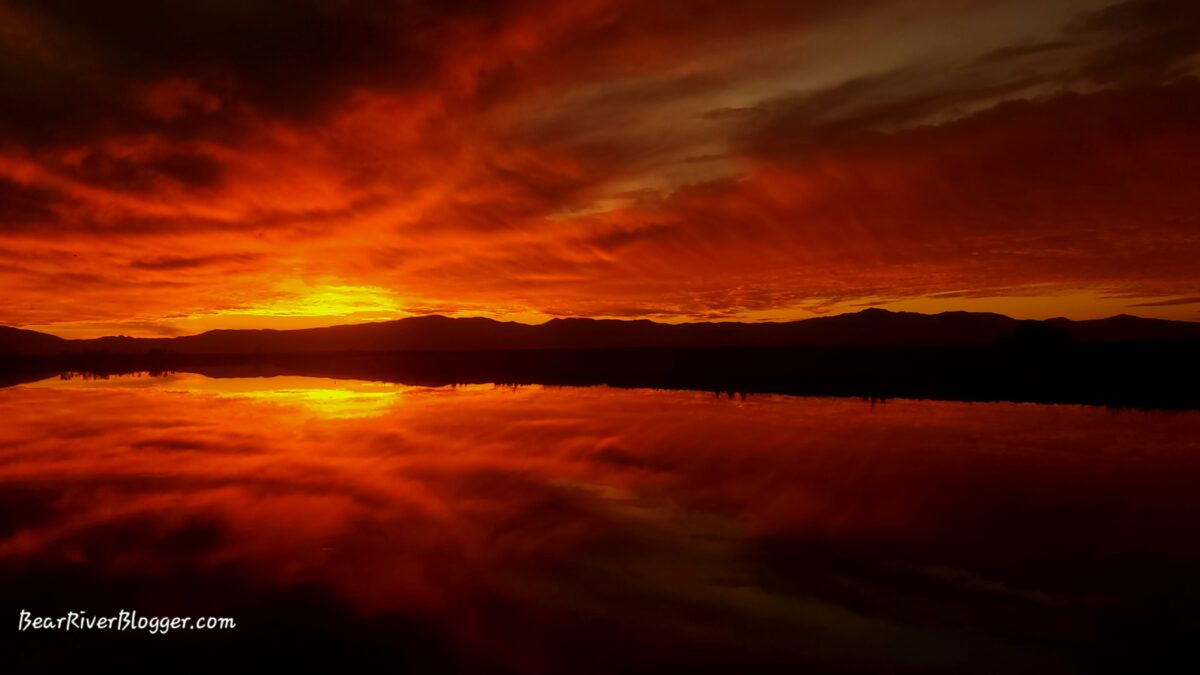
[172,375,413,419]
[27,373,501,419]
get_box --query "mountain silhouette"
[0,325,67,355]
[2,308,1199,356]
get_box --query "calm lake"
[3,373,1199,673]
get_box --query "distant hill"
[1046,314,1200,342]
[2,308,1199,356]
[0,326,67,356]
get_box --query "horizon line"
[7,307,1192,342]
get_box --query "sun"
[169,279,411,333]
[224,281,406,319]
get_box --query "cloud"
[5,381,1200,669]
[0,0,448,145]
[1128,297,1200,308]
[1,0,1199,332]
[0,177,63,229]
[128,253,262,272]
[62,149,224,192]
[1072,0,1200,84]
[974,40,1078,65]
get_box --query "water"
[3,373,1199,672]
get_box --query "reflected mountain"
[2,309,1198,408]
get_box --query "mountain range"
[3,309,1199,356]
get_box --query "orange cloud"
[1,0,1199,336]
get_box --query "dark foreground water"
[2,373,1199,673]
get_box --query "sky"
[0,0,1198,338]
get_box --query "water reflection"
[3,374,1199,673]
[32,372,491,419]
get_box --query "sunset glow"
[4,5,1199,669]
[2,0,1198,337]
[29,372,438,418]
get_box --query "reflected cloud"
[1,377,1199,671]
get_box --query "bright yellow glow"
[25,373,503,419]
[217,386,403,419]
[174,374,409,418]
[19,280,413,338]
[20,284,1199,340]
[210,281,405,319]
